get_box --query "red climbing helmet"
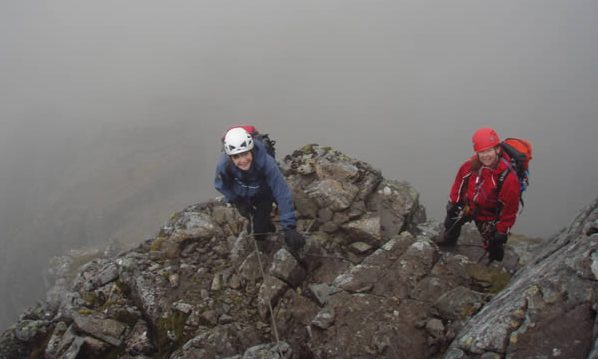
[472,127,500,152]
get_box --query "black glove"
[488,232,507,262]
[284,229,305,252]
[446,201,463,217]
[444,202,464,230]
[234,202,254,219]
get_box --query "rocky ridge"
[0,144,596,358]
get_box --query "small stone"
[219,314,235,324]
[320,222,339,233]
[297,163,315,175]
[591,251,598,280]
[168,273,179,288]
[308,283,333,306]
[229,274,242,289]
[318,208,334,222]
[425,318,445,338]
[211,274,222,291]
[349,242,373,254]
[256,321,269,330]
[311,307,335,329]
[172,302,193,314]
[201,310,218,326]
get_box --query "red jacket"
[449,154,520,234]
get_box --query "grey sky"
[1,0,597,328]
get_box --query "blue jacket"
[214,139,297,230]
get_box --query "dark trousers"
[252,199,276,241]
[236,198,275,241]
[444,215,496,246]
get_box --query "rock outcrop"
[0,145,596,358]
[444,198,598,358]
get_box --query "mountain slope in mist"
[0,122,209,330]
[2,144,596,358]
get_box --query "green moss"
[231,294,244,306]
[81,291,102,307]
[487,271,512,294]
[466,263,512,294]
[150,236,166,252]
[78,308,94,315]
[154,311,190,355]
[103,299,115,308]
[300,144,318,154]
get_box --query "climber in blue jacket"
[214,127,305,252]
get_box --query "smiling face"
[477,146,500,167]
[230,150,253,171]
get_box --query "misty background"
[1,0,597,330]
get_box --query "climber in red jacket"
[437,127,521,262]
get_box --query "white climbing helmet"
[223,127,254,155]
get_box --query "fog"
[1,0,597,329]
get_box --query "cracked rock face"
[1,145,596,359]
[446,198,598,358]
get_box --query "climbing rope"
[244,218,316,358]
[249,215,285,358]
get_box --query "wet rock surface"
[445,198,598,358]
[0,145,596,358]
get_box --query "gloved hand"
[444,201,464,230]
[284,229,305,252]
[234,202,254,219]
[446,201,463,218]
[488,232,508,262]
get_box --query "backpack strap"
[493,166,510,220]
[495,158,525,219]
[495,159,511,196]
[496,169,511,196]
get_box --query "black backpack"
[253,132,276,159]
